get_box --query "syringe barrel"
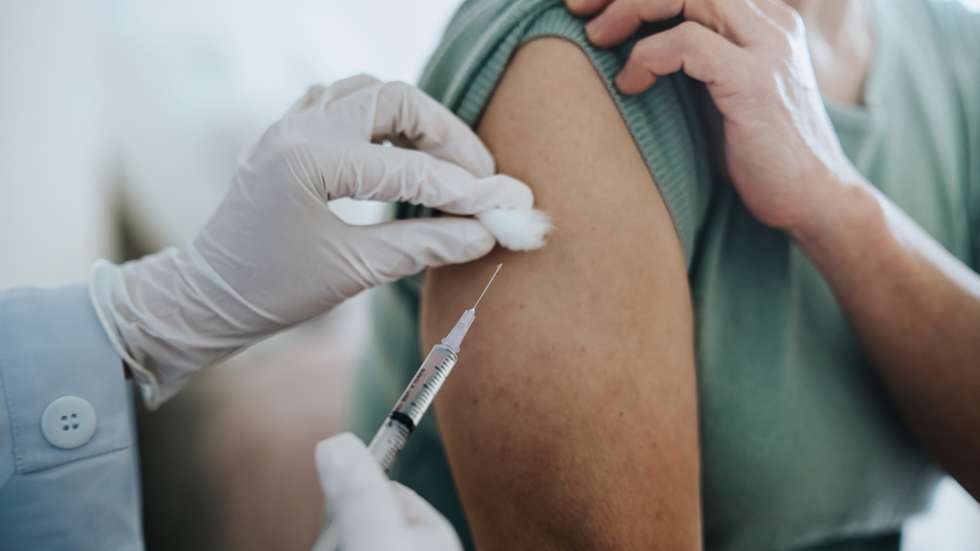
[367,344,458,472]
[390,344,458,426]
[368,419,411,473]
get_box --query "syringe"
[368,262,502,472]
[312,264,502,551]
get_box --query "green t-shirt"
[352,1,980,549]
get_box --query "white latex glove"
[313,433,461,551]
[90,75,533,407]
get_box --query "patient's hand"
[568,0,863,236]
[421,38,701,550]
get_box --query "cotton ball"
[476,208,553,251]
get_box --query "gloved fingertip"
[390,483,465,550]
[472,144,496,178]
[287,84,328,114]
[305,83,328,99]
[315,433,369,484]
[462,222,497,260]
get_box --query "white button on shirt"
[41,396,98,450]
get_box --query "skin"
[420,2,887,548]
[570,0,980,498]
[421,38,701,550]
[787,0,873,107]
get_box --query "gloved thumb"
[350,217,496,286]
[315,433,405,550]
[391,483,463,551]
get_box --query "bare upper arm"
[421,37,701,550]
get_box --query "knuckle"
[379,80,422,128]
[305,82,326,97]
[783,7,805,33]
[677,19,700,34]
[772,7,805,40]
[679,0,698,22]
[350,72,382,85]
[387,79,413,92]
[631,38,664,70]
[760,1,798,29]
[676,20,702,46]
[690,0,721,26]
[678,23,710,59]
[701,0,723,14]
[379,79,412,101]
[767,27,795,56]
[280,142,332,199]
[628,38,654,64]
[405,152,432,183]
[394,151,435,195]
[322,147,352,199]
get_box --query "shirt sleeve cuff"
[89,260,168,410]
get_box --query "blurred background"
[1,1,978,549]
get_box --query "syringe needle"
[442,264,503,354]
[472,263,503,310]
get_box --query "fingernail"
[316,434,356,474]
[585,20,602,43]
[614,70,630,93]
[615,69,650,95]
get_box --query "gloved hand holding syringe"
[314,264,504,551]
[74,71,547,551]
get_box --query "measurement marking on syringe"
[366,264,501,477]
[401,356,455,421]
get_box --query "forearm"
[0,284,143,549]
[792,176,980,497]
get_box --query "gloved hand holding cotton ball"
[435,172,553,252]
[476,207,553,251]
[89,75,548,408]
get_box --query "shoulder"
[475,36,687,269]
[479,37,628,159]
[419,1,578,114]
[421,0,715,261]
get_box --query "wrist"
[787,160,868,239]
[91,246,263,408]
[90,259,166,407]
[787,170,885,263]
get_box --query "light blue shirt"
[0,284,144,550]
